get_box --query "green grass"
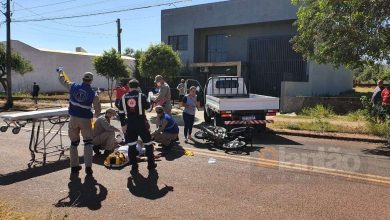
[269,121,370,134]
[338,86,374,97]
[301,104,335,118]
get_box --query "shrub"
[301,105,335,118]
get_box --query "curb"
[268,128,387,144]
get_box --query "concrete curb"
[268,128,388,144]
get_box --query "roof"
[6,40,135,60]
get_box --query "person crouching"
[151,105,179,149]
[92,108,121,155]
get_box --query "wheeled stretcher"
[0,108,70,167]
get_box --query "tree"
[0,44,33,109]
[93,48,131,107]
[123,47,135,57]
[138,43,182,79]
[353,64,390,82]
[291,0,390,70]
[132,50,144,79]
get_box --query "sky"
[0,0,225,54]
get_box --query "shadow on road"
[127,170,173,200]
[0,159,71,185]
[54,174,107,210]
[362,146,390,157]
[155,144,185,161]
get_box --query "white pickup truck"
[201,76,279,130]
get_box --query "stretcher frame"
[0,108,70,167]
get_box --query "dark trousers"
[183,112,195,138]
[125,118,154,166]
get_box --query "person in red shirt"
[114,82,130,109]
[381,86,390,107]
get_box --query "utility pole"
[6,0,12,108]
[116,18,122,54]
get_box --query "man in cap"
[92,108,121,155]
[177,79,185,108]
[372,80,384,105]
[153,75,172,115]
[152,105,179,149]
[118,79,157,172]
[58,70,101,175]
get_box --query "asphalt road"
[0,110,389,219]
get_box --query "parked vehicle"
[187,76,279,131]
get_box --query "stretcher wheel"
[0,126,8,132]
[12,127,21,134]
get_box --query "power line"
[13,0,80,11]
[13,0,118,20]
[13,1,116,28]
[13,0,190,23]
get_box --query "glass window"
[207,34,228,62]
[168,35,188,51]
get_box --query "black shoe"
[71,166,82,174]
[93,145,101,155]
[147,163,157,170]
[85,167,93,175]
[103,150,111,156]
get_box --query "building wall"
[161,0,298,63]
[6,41,135,93]
[194,20,296,63]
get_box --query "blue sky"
[0,0,225,54]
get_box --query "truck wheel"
[214,114,223,127]
[256,113,266,133]
[204,110,212,124]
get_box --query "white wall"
[5,41,135,93]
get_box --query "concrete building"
[3,40,135,93]
[161,0,353,112]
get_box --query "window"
[168,35,188,51]
[216,80,239,89]
[207,34,227,62]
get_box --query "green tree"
[138,43,182,79]
[133,50,144,79]
[93,48,131,107]
[123,47,135,57]
[0,44,33,109]
[353,64,390,82]
[291,0,390,70]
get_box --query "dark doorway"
[248,36,307,97]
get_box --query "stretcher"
[0,108,70,167]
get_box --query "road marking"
[182,147,390,185]
[6,125,390,185]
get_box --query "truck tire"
[204,109,212,124]
[255,112,266,133]
[214,114,223,127]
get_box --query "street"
[0,110,389,219]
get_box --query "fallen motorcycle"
[194,125,254,150]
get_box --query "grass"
[301,104,335,118]
[338,86,374,97]
[270,121,361,133]
[0,201,67,220]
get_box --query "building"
[161,0,353,111]
[3,40,135,92]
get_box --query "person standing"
[32,82,40,104]
[58,70,101,175]
[182,86,199,143]
[153,75,172,115]
[118,79,157,172]
[372,80,384,105]
[176,79,185,107]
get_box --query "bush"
[346,109,369,121]
[301,105,335,118]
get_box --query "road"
[0,109,389,219]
